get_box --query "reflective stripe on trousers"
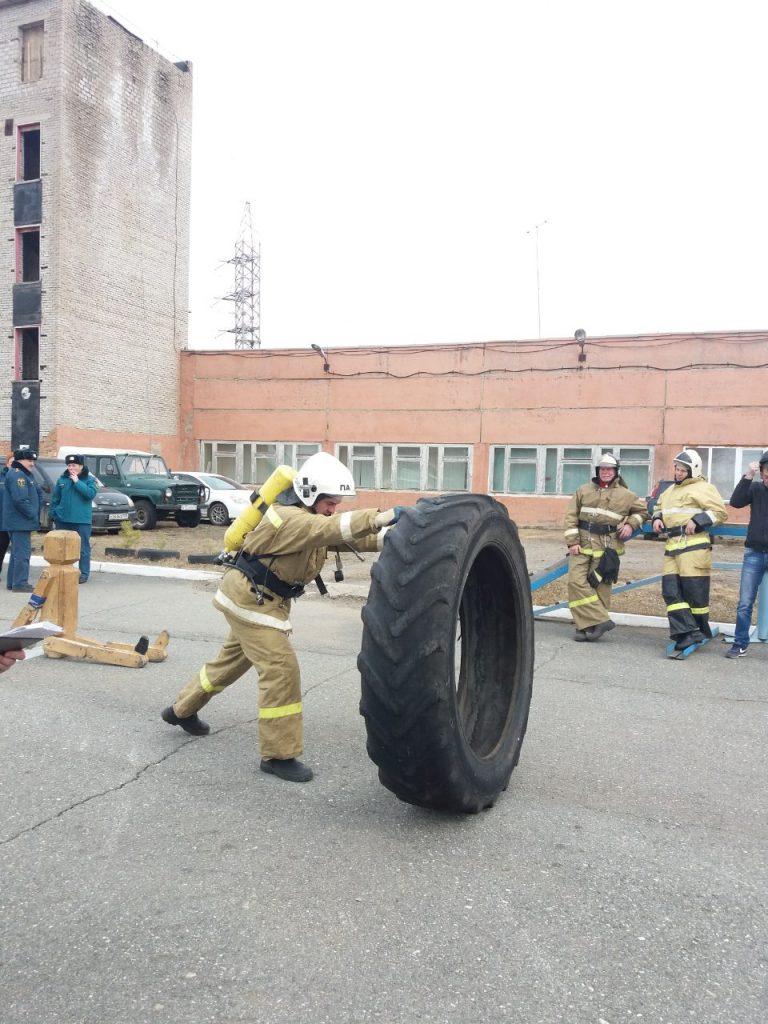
[662,545,712,639]
[567,552,612,630]
[172,608,304,759]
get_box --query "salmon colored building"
[179,330,768,527]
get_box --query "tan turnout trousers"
[173,607,303,760]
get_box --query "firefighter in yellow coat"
[564,453,648,642]
[652,448,727,651]
[161,452,401,783]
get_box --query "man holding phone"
[50,453,97,584]
[724,450,768,658]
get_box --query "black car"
[32,458,138,533]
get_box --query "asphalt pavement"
[1,566,766,1024]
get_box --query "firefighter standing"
[564,453,648,642]
[652,449,727,651]
[161,452,401,783]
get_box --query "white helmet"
[673,448,703,480]
[595,453,619,475]
[293,452,356,506]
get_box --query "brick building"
[179,331,768,526]
[0,0,191,461]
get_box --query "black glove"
[587,548,620,588]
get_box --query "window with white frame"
[490,445,653,496]
[199,441,321,485]
[337,444,471,491]
[690,446,763,501]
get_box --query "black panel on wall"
[11,380,40,453]
[12,282,42,326]
[14,180,42,226]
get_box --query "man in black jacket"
[726,450,768,658]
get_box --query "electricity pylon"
[223,202,261,349]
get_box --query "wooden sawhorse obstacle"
[13,530,169,668]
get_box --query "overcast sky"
[93,0,768,351]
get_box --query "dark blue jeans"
[734,547,768,648]
[55,521,92,580]
[7,530,32,589]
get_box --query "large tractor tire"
[358,494,534,814]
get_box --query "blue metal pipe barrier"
[758,570,768,641]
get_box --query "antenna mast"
[223,202,261,349]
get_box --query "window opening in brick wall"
[338,444,375,488]
[691,446,762,501]
[490,445,652,496]
[21,23,44,83]
[18,228,40,281]
[199,441,321,485]
[338,443,471,491]
[19,125,40,180]
[18,327,39,380]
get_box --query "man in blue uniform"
[3,447,43,593]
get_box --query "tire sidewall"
[442,504,534,798]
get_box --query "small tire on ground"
[133,499,157,531]
[358,493,534,814]
[135,548,181,561]
[176,510,201,528]
[207,502,230,526]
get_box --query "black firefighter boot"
[260,758,314,783]
[674,630,704,651]
[161,706,210,736]
[587,620,616,641]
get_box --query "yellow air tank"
[224,465,297,552]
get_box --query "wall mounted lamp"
[574,328,587,367]
[311,343,330,373]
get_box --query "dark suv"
[32,459,138,533]
[61,450,203,530]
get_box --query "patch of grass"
[118,521,142,548]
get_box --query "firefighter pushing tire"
[358,493,534,814]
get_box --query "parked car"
[174,472,253,526]
[32,458,138,533]
[57,447,203,530]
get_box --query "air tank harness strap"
[249,492,270,516]
[577,520,616,535]
[232,551,306,601]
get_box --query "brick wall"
[0,0,60,449]
[179,332,768,526]
[0,0,191,460]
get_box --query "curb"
[29,554,221,582]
